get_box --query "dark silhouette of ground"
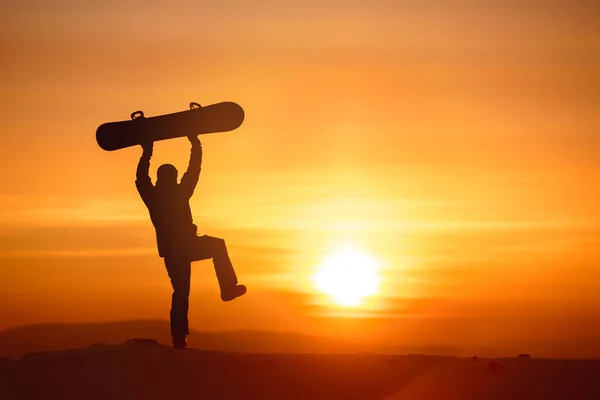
[1,340,599,400]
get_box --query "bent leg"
[190,235,239,292]
[164,258,191,339]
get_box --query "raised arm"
[180,135,202,198]
[135,141,154,204]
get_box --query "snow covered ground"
[1,339,598,400]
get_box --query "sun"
[313,245,381,307]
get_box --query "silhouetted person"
[136,135,246,348]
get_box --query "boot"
[172,335,187,349]
[221,284,247,302]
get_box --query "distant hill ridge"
[4,320,597,360]
[0,320,362,359]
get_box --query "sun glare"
[313,246,381,307]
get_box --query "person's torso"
[146,185,197,256]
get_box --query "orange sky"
[1,1,599,358]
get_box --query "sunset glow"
[1,0,599,359]
[313,246,381,307]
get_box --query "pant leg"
[163,257,191,338]
[189,235,239,291]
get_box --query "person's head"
[157,164,178,185]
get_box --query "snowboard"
[96,101,244,151]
